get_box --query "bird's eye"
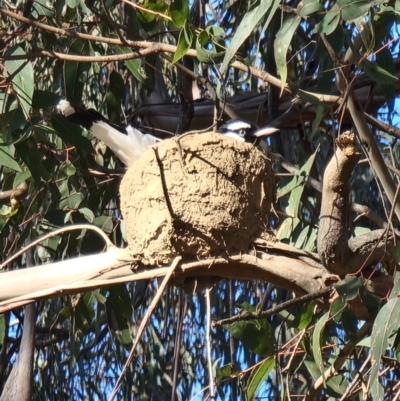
[239,129,246,137]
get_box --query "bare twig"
[205,288,215,398]
[214,285,334,326]
[304,322,373,401]
[364,112,400,140]
[0,224,114,270]
[108,256,182,401]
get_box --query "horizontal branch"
[0,245,333,313]
[0,45,162,62]
[0,7,153,48]
[0,6,341,105]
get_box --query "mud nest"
[120,132,275,266]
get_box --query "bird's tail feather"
[57,100,159,167]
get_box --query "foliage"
[0,0,400,400]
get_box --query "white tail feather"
[92,122,159,167]
[57,100,160,167]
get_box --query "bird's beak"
[253,126,280,138]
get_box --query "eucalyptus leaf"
[274,15,301,93]
[220,0,279,75]
[337,0,372,21]
[4,47,34,119]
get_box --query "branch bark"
[0,244,332,312]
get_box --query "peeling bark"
[318,132,361,274]
[317,132,395,275]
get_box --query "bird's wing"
[57,100,160,167]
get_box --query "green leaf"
[362,59,398,85]
[335,276,363,301]
[305,356,349,398]
[371,298,400,400]
[330,298,346,322]
[291,302,313,329]
[312,312,329,375]
[337,0,372,21]
[32,0,56,17]
[215,363,238,382]
[245,358,275,400]
[15,138,50,183]
[106,285,134,346]
[274,15,301,92]
[106,71,124,123]
[0,146,21,172]
[0,204,19,218]
[64,39,93,105]
[393,243,400,264]
[314,4,340,35]
[195,27,225,64]
[342,307,358,342]
[311,105,325,138]
[170,0,189,28]
[67,0,80,8]
[304,227,317,252]
[60,190,83,210]
[94,216,114,234]
[285,151,317,217]
[13,169,31,188]
[297,0,322,17]
[4,47,34,119]
[51,115,93,155]
[359,285,381,318]
[389,272,400,300]
[304,357,321,380]
[113,45,147,83]
[294,225,310,249]
[60,160,77,178]
[276,175,306,199]
[78,207,95,223]
[376,47,396,101]
[220,0,279,75]
[224,319,275,356]
[91,290,107,304]
[173,26,191,63]
[276,216,300,241]
[135,0,168,31]
[353,17,374,53]
[0,314,5,346]
[297,89,325,106]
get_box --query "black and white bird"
[57,100,279,167]
[217,119,278,143]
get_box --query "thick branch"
[318,133,396,275]
[0,304,35,401]
[318,132,361,274]
[0,245,333,312]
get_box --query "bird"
[217,119,279,143]
[57,100,279,167]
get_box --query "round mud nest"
[120,132,275,266]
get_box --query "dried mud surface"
[120,132,275,266]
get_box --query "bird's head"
[217,119,279,143]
